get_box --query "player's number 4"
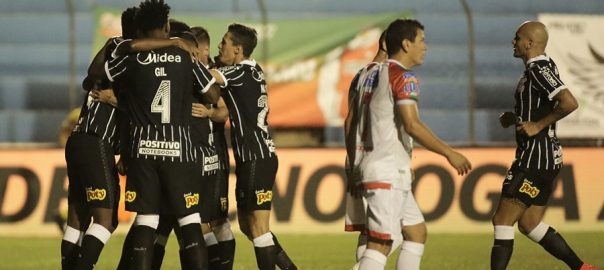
[151,80,171,123]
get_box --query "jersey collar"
[239,59,256,66]
[526,54,549,66]
[386,59,410,70]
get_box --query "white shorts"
[345,185,424,240]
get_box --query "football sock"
[355,234,368,262]
[116,227,135,270]
[271,232,298,270]
[396,241,424,270]
[491,225,514,270]
[151,234,169,270]
[132,215,160,270]
[359,249,387,270]
[61,226,82,270]
[74,223,112,270]
[253,232,277,270]
[534,225,583,270]
[204,232,221,269]
[213,222,235,269]
[178,214,207,270]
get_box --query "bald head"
[518,21,548,50]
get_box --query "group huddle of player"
[60,0,298,269]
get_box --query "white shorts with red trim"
[344,183,424,237]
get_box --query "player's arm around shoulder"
[397,103,472,175]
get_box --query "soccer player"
[199,23,298,270]
[190,25,237,270]
[345,30,428,270]
[60,6,138,270]
[345,19,471,270]
[490,21,597,270]
[104,1,217,269]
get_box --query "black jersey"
[212,119,229,171]
[215,59,276,163]
[72,37,123,154]
[105,46,215,163]
[191,92,220,176]
[514,55,566,171]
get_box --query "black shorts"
[235,157,278,211]
[65,133,120,211]
[125,158,202,217]
[199,173,229,222]
[501,163,559,206]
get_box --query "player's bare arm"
[191,97,229,122]
[517,89,578,136]
[397,103,472,175]
[90,89,118,107]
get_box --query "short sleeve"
[193,61,216,94]
[104,55,129,82]
[217,66,245,88]
[389,66,420,105]
[528,63,566,100]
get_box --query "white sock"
[396,241,424,270]
[212,222,234,242]
[85,223,112,244]
[204,232,219,247]
[359,249,387,270]
[356,234,367,261]
[63,226,82,244]
[494,225,515,240]
[252,232,274,248]
[527,222,549,243]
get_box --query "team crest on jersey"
[184,193,200,208]
[518,179,540,198]
[220,197,228,212]
[125,191,136,202]
[86,188,106,202]
[255,190,273,205]
[252,68,265,82]
[402,73,419,95]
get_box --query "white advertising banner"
[538,14,604,138]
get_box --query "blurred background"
[0,0,603,235]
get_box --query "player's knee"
[518,219,538,235]
[402,223,427,243]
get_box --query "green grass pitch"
[0,232,602,269]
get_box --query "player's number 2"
[151,80,171,123]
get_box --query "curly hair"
[135,0,170,34]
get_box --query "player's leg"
[211,219,236,270]
[62,134,92,270]
[358,186,407,270]
[165,162,208,270]
[116,225,135,270]
[490,167,530,270]
[396,192,427,270]
[199,172,223,269]
[517,173,589,270]
[75,137,120,269]
[202,222,222,269]
[151,215,175,270]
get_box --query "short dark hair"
[385,19,424,57]
[173,31,198,47]
[169,19,190,35]
[121,7,138,39]
[191,26,210,45]
[228,23,257,57]
[135,0,170,34]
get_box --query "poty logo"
[256,190,273,205]
[86,188,106,202]
[137,52,182,65]
[184,193,200,208]
[125,191,136,202]
[519,179,540,198]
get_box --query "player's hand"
[499,111,519,128]
[90,89,117,107]
[192,103,213,118]
[517,121,541,137]
[446,150,472,175]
